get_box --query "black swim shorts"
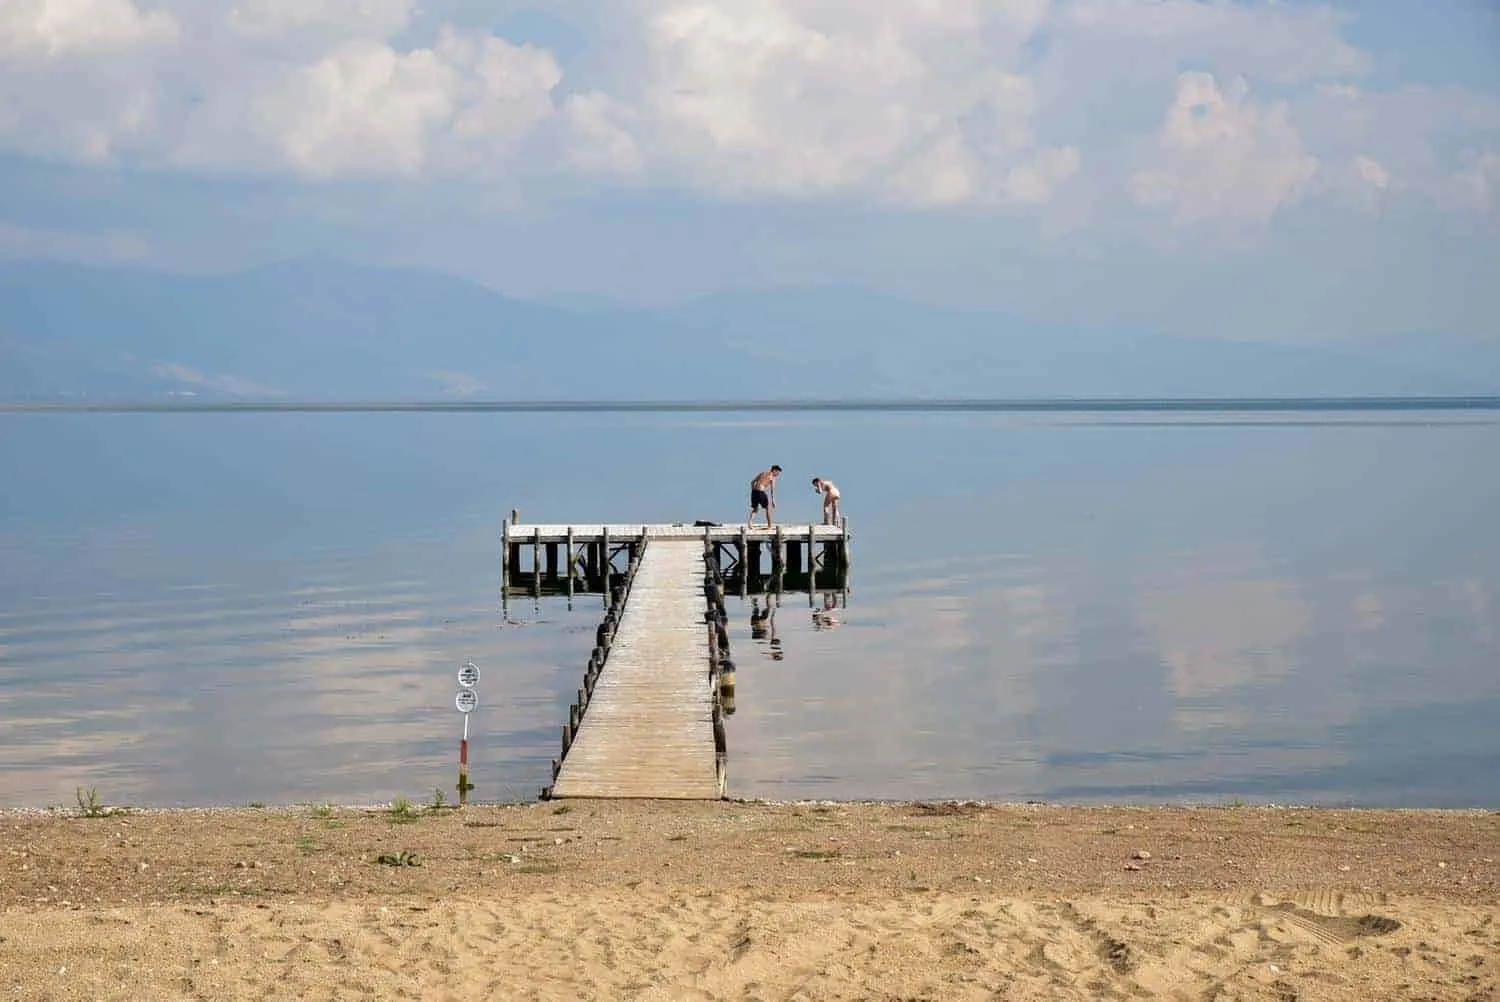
[750,488,770,510]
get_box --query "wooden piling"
[737,527,749,597]
[532,527,542,593]
[806,525,817,586]
[602,527,612,586]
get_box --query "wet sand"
[2,799,1497,1000]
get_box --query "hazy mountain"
[0,259,1495,402]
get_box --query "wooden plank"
[510,523,844,543]
[551,539,722,799]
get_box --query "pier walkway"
[549,539,723,799]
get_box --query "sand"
[2,799,1496,1001]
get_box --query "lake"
[1,406,1497,809]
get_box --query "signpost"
[455,662,480,807]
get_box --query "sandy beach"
[2,799,1496,1001]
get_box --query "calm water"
[1,407,1497,809]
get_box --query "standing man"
[749,465,782,526]
[812,477,842,525]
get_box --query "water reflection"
[1133,546,1311,704]
[2,411,1497,808]
[749,596,783,660]
[812,592,845,630]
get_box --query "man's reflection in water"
[812,591,843,631]
[750,595,783,660]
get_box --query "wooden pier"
[514,519,851,800]
[502,520,850,600]
[549,538,722,799]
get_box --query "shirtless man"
[748,465,781,527]
[811,476,841,525]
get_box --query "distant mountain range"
[1,258,1496,402]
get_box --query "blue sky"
[0,0,1496,341]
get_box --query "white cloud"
[1131,72,1319,226]
[563,91,645,174]
[256,41,458,177]
[249,31,561,178]
[1059,0,1368,85]
[437,30,563,167]
[226,0,414,39]
[1442,151,1500,214]
[562,1,1078,208]
[1353,155,1389,191]
[0,0,178,60]
[1294,83,1500,214]
[0,0,1494,230]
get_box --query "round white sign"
[457,662,481,689]
[455,689,478,713]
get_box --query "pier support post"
[532,528,542,595]
[737,527,749,597]
[602,527,612,593]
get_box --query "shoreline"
[5,796,1497,818]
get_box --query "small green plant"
[389,797,418,823]
[247,801,266,809]
[309,803,334,820]
[430,787,446,812]
[295,835,327,856]
[75,786,115,818]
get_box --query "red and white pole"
[458,711,471,807]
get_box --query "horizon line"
[4,395,1500,415]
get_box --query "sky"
[0,0,1497,341]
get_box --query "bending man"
[749,465,782,527]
